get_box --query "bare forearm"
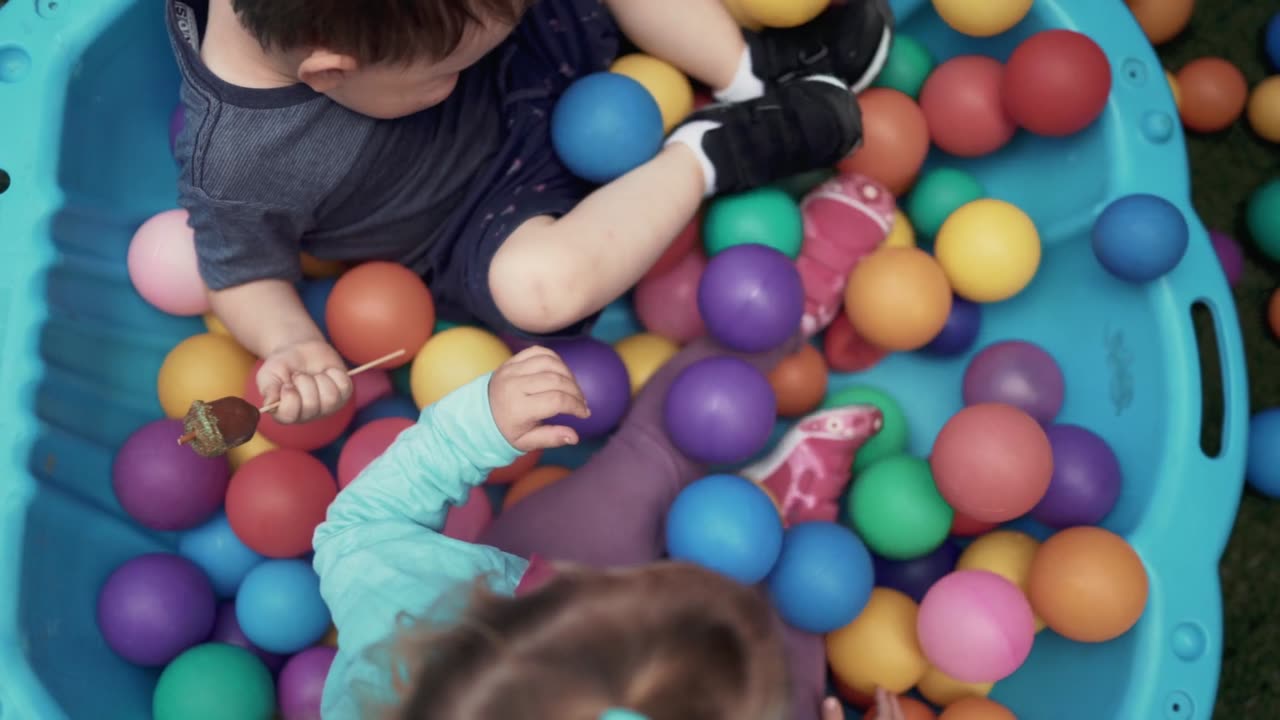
[209,279,323,358]
[604,0,745,90]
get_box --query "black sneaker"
[677,75,862,196]
[745,0,895,93]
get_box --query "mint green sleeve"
[312,373,530,719]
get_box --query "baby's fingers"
[820,697,845,720]
[512,424,579,452]
[528,389,590,421]
[520,371,587,406]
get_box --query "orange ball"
[1176,57,1249,133]
[1269,288,1280,340]
[768,343,829,417]
[930,403,1053,523]
[325,261,434,368]
[504,465,571,509]
[488,449,544,485]
[300,252,347,279]
[939,697,1017,720]
[1027,526,1150,643]
[1125,0,1194,45]
[866,696,938,720]
[838,88,930,195]
[844,247,953,352]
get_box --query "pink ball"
[917,569,1035,684]
[919,56,1017,158]
[443,486,494,543]
[633,250,708,344]
[336,417,414,489]
[352,369,392,410]
[127,209,211,316]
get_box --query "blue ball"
[922,297,981,356]
[665,474,784,585]
[551,72,664,184]
[354,394,421,426]
[1091,194,1189,283]
[1267,13,1280,72]
[178,512,265,598]
[766,522,874,634]
[236,560,331,655]
[1247,409,1280,498]
[299,277,338,339]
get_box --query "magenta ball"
[97,553,217,667]
[1031,424,1123,528]
[634,250,708,344]
[127,208,211,316]
[547,337,631,439]
[352,369,392,409]
[917,569,1036,684]
[962,340,1065,423]
[278,646,337,719]
[443,486,494,543]
[113,419,230,531]
[697,244,804,353]
[211,601,287,673]
[664,356,777,465]
[1209,229,1244,287]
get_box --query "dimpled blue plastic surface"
[0,0,1248,719]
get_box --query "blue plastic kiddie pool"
[0,0,1249,718]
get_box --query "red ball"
[950,511,999,538]
[337,417,415,489]
[245,361,357,451]
[1002,29,1112,137]
[642,211,702,282]
[443,486,494,543]
[930,403,1053,523]
[633,249,708,344]
[325,261,434,368]
[226,448,337,558]
[919,55,1017,157]
[823,312,890,372]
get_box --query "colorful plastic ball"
[873,35,935,99]
[665,474,784,584]
[939,698,1016,720]
[210,601,286,672]
[615,333,679,395]
[127,209,211,316]
[1032,424,1123,527]
[1027,526,1149,642]
[610,53,693,132]
[1210,229,1245,287]
[775,168,838,200]
[300,252,346,279]
[1092,193,1189,283]
[822,385,908,472]
[886,209,917,249]
[278,646,336,720]
[325,261,434,367]
[504,465,571,509]
[906,168,984,238]
[237,560,332,655]
[551,72,664,184]
[352,368,392,410]
[634,249,708,343]
[157,332,257,419]
[917,570,1035,683]
[917,666,993,708]
[204,313,230,336]
[703,187,804,258]
[825,588,928,694]
[354,394,420,427]
[113,419,229,531]
[226,448,337,558]
[698,244,804,353]
[297,276,337,342]
[1249,179,1280,263]
[1176,57,1249,133]
[866,696,937,720]
[922,297,981,356]
[849,455,954,560]
[1248,76,1280,143]
[823,312,890,372]
[179,512,266,598]
[98,553,216,667]
[410,326,512,408]
[1166,70,1182,109]
[244,361,357,451]
[930,0,1032,37]
[950,512,998,538]
[873,540,961,603]
[767,521,874,633]
[169,104,184,155]
[487,450,542,485]
[768,343,828,418]
[1003,30,1111,137]
[936,199,1041,303]
[644,213,702,282]
[663,356,777,465]
[962,340,1064,423]
[443,486,494,543]
[920,56,1017,157]
[931,403,1053,523]
[955,530,1042,629]
[721,0,763,30]
[738,0,827,28]
[1246,408,1280,498]
[1269,12,1280,71]
[227,432,277,471]
[1125,0,1193,45]
[546,337,631,438]
[337,417,414,489]
[153,643,276,720]
[845,247,953,351]
[839,88,930,195]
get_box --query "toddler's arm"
[210,278,323,358]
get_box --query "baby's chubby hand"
[258,339,353,424]
[489,346,590,452]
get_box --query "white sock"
[665,120,720,197]
[713,46,765,103]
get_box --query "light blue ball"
[1267,13,1280,72]
[1091,194,1189,283]
[551,72,664,185]
[178,512,265,598]
[766,521,874,634]
[665,474,784,585]
[236,560,331,655]
[1247,409,1280,498]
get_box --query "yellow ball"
[934,199,1041,303]
[611,54,695,133]
[1165,70,1182,111]
[410,326,512,409]
[826,588,929,695]
[739,0,828,28]
[614,333,679,395]
[885,209,917,249]
[157,332,257,419]
[721,0,763,30]
[916,665,993,707]
[1247,75,1280,144]
[227,432,277,471]
[203,313,230,336]
[957,529,1047,632]
[931,0,1033,37]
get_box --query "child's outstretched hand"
[489,346,590,452]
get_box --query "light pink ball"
[127,209,210,316]
[443,486,493,543]
[352,369,392,409]
[917,569,1035,683]
[633,250,707,344]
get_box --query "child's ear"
[297,50,359,93]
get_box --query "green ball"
[703,187,805,258]
[871,35,935,98]
[847,455,953,561]
[906,168,985,238]
[1248,178,1280,262]
[154,644,275,720]
[391,363,414,396]
[774,168,836,200]
[822,385,908,472]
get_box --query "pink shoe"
[796,172,896,338]
[740,405,883,526]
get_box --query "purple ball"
[1031,424,1123,528]
[922,297,981,356]
[97,553,216,667]
[278,646,338,718]
[547,337,631,439]
[211,601,287,673]
[169,104,184,156]
[962,340,1065,424]
[1209,229,1244,287]
[113,419,230,531]
[664,356,777,465]
[697,244,804,353]
[872,541,961,603]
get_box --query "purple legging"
[479,336,827,720]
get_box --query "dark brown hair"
[230,0,535,64]
[384,562,790,720]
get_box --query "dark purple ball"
[211,601,287,673]
[547,337,631,439]
[962,340,1065,424]
[1209,229,1244,287]
[113,419,230,531]
[922,297,981,356]
[697,244,804,353]
[169,104,184,156]
[1031,424,1123,528]
[664,357,777,465]
[872,541,960,603]
[97,553,216,667]
[278,646,338,718]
